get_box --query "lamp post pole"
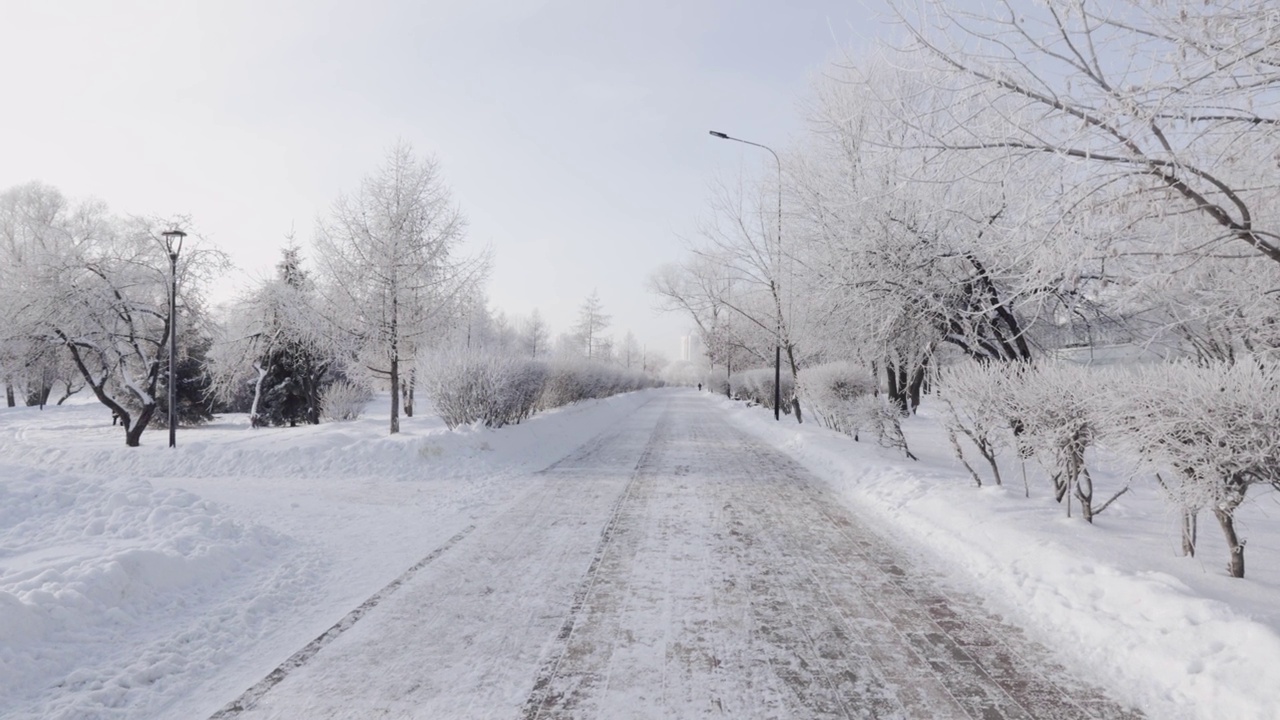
[709,130,783,421]
[162,229,186,448]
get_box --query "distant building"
[679,334,704,362]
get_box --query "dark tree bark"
[26,384,51,409]
[784,343,803,423]
[1214,507,1246,579]
[389,354,400,435]
[886,364,907,416]
[907,361,927,413]
[59,332,160,448]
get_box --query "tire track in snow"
[208,524,476,719]
[519,407,666,720]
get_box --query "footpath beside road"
[226,393,1139,719]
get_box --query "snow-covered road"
[220,394,1138,719]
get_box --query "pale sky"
[0,0,880,359]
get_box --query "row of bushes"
[759,357,1277,579]
[420,352,660,430]
[937,359,1279,578]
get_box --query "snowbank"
[0,463,290,718]
[720,396,1280,720]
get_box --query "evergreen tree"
[153,329,215,428]
[254,247,331,427]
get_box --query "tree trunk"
[1052,472,1068,504]
[59,337,155,447]
[885,364,909,416]
[389,355,401,435]
[25,384,51,408]
[1181,509,1198,557]
[125,404,156,447]
[949,428,983,487]
[907,361,927,414]
[249,363,267,428]
[1076,465,1094,523]
[402,367,415,417]
[5,383,14,407]
[1213,507,1245,578]
[784,343,803,424]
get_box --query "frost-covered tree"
[521,309,550,359]
[650,258,756,394]
[0,182,224,446]
[1102,360,1280,578]
[314,142,485,434]
[937,361,1017,489]
[208,245,341,427]
[256,248,331,426]
[895,0,1280,270]
[574,289,611,360]
[620,331,641,370]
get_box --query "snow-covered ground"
[3,388,1278,719]
[720,395,1280,720]
[0,392,655,719]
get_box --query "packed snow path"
[221,394,1139,719]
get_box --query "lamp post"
[709,130,783,421]
[162,228,186,448]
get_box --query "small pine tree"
[253,247,331,427]
[151,327,216,428]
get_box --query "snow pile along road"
[0,463,291,719]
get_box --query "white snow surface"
[1,392,652,719]
[2,388,1278,719]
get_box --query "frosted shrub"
[849,394,917,460]
[1005,363,1109,521]
[729,367,795,413]
[937,361,1021,487]
[320,379,373,421]
[796,362,876,436]
[1100,359,1280,578]
[704,367,729,396]
[421,352,547,429]
[537,360,656,411]
[539,361,598,408]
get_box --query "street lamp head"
[709,130,730,139]
[162,228,186,258]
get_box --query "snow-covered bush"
[704,367,729,396]
[937,361,1021,487]
[421,352,547,429]
[729,367,795,413]
[538,360,655,410]
[1004,363,1108,521]
[849,394,917,460]
[1099,359,1280,578]
[320,379,372,421]
[797,362,876,436]
[421,352,660,429]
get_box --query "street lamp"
[162,228,186,448]
[709,130,783,421]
